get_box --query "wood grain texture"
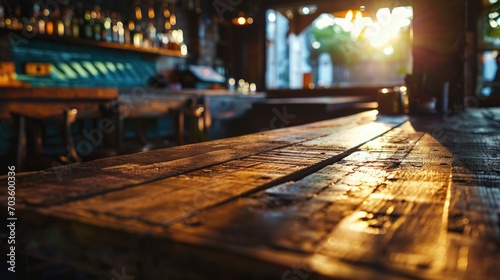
[41,114,401,230]
[2,110,394,207]
[1,109,499,279]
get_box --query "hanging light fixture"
[232,11,253,25]
[231,1,253,26]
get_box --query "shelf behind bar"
[0,28,186,58]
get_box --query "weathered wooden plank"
[42,119,404,230]
[155,122,422,255]
[439,109,500,279]
[3,109,499,280]
[2,111,395,206]
[313,128,453,279]
[314,109,499,279]
[0,112,405,280]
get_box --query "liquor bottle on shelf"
[102,11,112,42]
[111,12,119,43]
[146,22,158,48]
[160,1,171,47]
[126,20,134,45]
[140,26,151,47]
[72,3,81,38]
[92,6,102,41]
[132,1,144,47]
[133,24,143,47]
[116,20,125,44]
[37,6,45,34]
[2,2,12,30]
[157,19,168,49]
[53,8,64,36]
[62,7,72,37]
[117,18,125,44]
[82,10,93,39]
[43,8,54,35]
[25,2,41,35]
[11,3,22,31]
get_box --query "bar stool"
[72,105,120,162]
[114,99,177,154]
[12,106,119,172]
[12,108,79,172]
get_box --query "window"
[478,1,500,98]
[266,6,413,90]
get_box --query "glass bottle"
[111,12,119,42]
[116,15,125,44]
[43,8,54,35]
[12,3,22,31]
[146,22,158,48]
[126,20,134,45]
[132,1,143,48]
[72,2,81,38]
[2,2,12,30]
[145,1,156,48]
[62,7,72,37]
[92,5,102,41]
[157,19,168,49]
[82,10,93,39]
[25,2,40,35]
[133,25,143,47]
[102,11,112,42]
[38,6,46,34]
[53,8,64,36]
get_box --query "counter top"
[119,88,266,98]
[1,108,499,279]
[0,87,118,100]
[0,87,119,119]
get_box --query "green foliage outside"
[308,16,412,69]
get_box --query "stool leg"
[202,99,211,141]
[177,110,184,145]
[62,109,79,163]
[135,119,149,146]
[15,114,27,171]
[33,123,44,156]
[114,103,124,152]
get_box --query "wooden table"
[1,109,499,279]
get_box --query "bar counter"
[1,108,499,279]
[0,87,119,119]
